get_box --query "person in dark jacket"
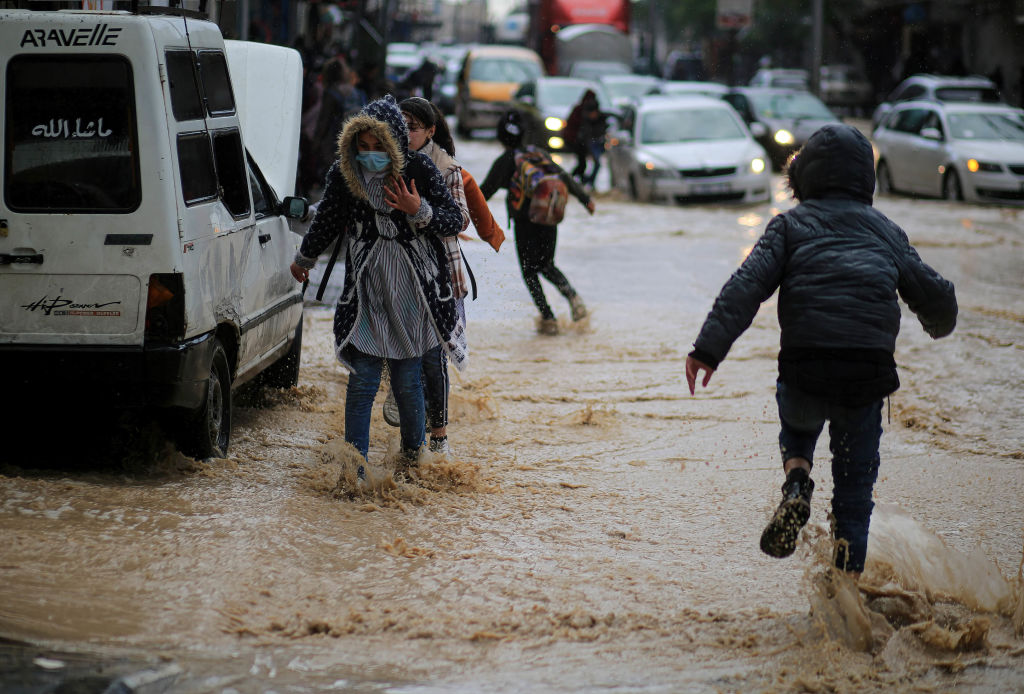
[684,123,958,576]
[480,110,595,335]
[290,95,463,472]
[564,89,611,188]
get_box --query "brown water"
[1,178,1023,692]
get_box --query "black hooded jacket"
[690,124,958,405]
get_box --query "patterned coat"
[297,95,464,366]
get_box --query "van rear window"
[4,55,140,213]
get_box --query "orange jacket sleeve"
[461,168,505,252]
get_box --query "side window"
[166,50,203,121]
[177,132,217,205]
[212,129,250,217]
[899,84,926,102]
[246,154,275,218]
[892,108,929,134]
[197,51,235,116]
[723,94,749,120]
[921,111,943,136]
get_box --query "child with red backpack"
[480,110,596,335]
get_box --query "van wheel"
[180,339,232,459]
[260,320,302,389]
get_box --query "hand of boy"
[685,355,715,395]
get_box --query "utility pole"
[647,0,657,75]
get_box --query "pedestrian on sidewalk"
[289,95,464,472]
[480,109,595,335]
[684,123,958,577]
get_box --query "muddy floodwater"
[2,137,1023,692]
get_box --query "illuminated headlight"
[774,129,795,146]
[548,136,565,150]
[750,157,766,174]
[967,159,1001,173]
[641,160,675,178]
[545,116,565,131]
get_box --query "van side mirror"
[749,122,768,138]
[281,196,310,220]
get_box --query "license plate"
[692,182,731,195]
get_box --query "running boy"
[480,110,595,335]
[684,124,958,576]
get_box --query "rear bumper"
[0,332,215,410]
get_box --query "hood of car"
[225,40,303,199]
[639,139,763,169]
[952,139,1024,162]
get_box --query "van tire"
[260,319,302,389]
[180,339,232,459]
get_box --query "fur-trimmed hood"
[788,123,875,204]
[336,94,409,201]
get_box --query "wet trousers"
[345,347,425,458]
[775,380,883,573]
[571,140,603,186]
[422,343,449,430]
[514,220,578,321]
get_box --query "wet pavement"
[1,134,1022,693]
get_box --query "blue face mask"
[356,151,391,172]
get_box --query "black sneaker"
[760,467,814,558]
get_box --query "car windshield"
[948,111,1024,141]
[935,87,1002,103]
[640,107,745,144]
[747,92,834,119]
[536,82,612,111]
[470,57,542,83]
[5,55,140,212]
[603,79,659,101]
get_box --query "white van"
[0,7,309,458]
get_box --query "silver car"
[606,95,771,204]
[873,100,1024,204]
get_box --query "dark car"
[722,87,840,170]
[510,76,614,152]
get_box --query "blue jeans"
[776,380,883,573]
[345,348,425,459]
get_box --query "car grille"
[1008,165,1024,176]
[679,167,737,178]
[675,192,747,203]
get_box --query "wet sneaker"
[429,435,450,455]
[570,295,587,322]
[356,464,367,486]
[760,467,814,558]
[382,390,400,427]
[539,318,559,335]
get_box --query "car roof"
[637,94,732,111]
[600,74,661,83]
[900,73,997,88]
[893,99,1023,115]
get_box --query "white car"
[606,96,771,204]
[873,100,1024,204]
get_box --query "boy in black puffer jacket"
[685,123,957,576]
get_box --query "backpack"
[509,146,569,226]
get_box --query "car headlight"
[967,159,1001,173]
[545,116,565,131]
[774,129,795,146]
[750,157,766,174]
[548,136,565,150]
[640,160,676,179]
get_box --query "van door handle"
[258,233,271,245]
[1,253,44,265]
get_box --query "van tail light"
[145,273,185,341]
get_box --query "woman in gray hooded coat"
[685,123,958,577]
[290,95,463,467]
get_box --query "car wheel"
[259,319,302,390]
[942,169,963,201]
[876,160,895,196]
[179,339,232,459]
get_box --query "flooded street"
[2,135,1023,692]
